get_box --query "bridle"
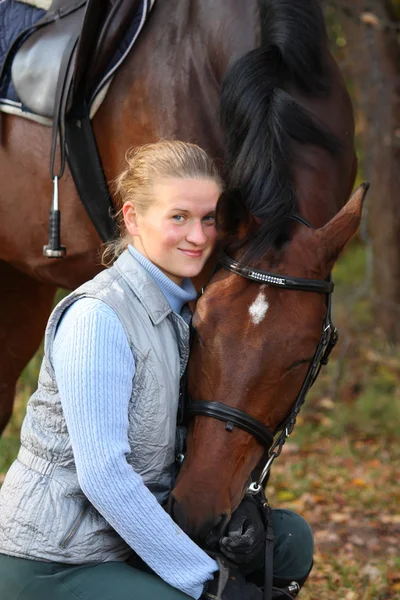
[186,215,338,493]
[185,216,338,599]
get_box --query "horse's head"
[171,184,368,542]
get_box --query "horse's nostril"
[205,513,230,548]
[212,512,230,538]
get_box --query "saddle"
[10,0,141,118]
[1,0,144,255]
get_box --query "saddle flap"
[11,4,85,118]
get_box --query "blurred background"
[1,2,399,599]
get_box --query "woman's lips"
[179,249,204,258]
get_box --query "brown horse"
[169,0,364,540]
[0,2,358,528]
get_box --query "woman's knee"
[271,508,314,583]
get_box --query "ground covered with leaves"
[269,431,400,599]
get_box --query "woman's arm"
[53,298,217,599]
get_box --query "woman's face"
[123,177,220,285]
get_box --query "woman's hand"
[219,496,265,574]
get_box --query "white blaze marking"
[249,288,269,325]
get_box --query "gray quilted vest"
[0,250,190,563]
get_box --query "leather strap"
[50,31,80,178]
[263,502,274,600]
[218,254,334,294]
[186,401,274,449]
[65,111,117,242]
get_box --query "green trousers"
[0,509,313,600]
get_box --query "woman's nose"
[186,221,207,245]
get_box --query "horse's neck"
[193,0,260,78]
[103,0,259,164]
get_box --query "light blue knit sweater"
[52,245,217,598]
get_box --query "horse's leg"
[0,261,56,434]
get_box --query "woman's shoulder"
[54,297,123,344]
[61,296,119,323]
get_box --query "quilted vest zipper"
[59,502,90,549]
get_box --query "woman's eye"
[172,215,185,222]
[203,215,216,223]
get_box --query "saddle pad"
[0,0,155,125]
[16,0,51,9]
[0,0,44,105]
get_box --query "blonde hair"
[102,140,223,266]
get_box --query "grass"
[0,243,399,598]
[0,349,43,478]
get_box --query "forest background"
[1,2,400,599]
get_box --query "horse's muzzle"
[168,492,230,544]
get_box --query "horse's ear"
[317,183,369,268]
[216,188,257,240]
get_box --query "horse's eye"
[288,358,311,370]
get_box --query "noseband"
[186,216,338,495]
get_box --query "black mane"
[219,0,343,263]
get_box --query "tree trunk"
[333,0,400,343]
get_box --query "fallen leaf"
[361,564,380,582]
[366,459,382,468]
[351,478,367,487]
[317,397,335,410]
[330,512,350,523]
[380,514,400,525]
[348,534,365,546]
[315,530,340,543]
[283,442,300,454]
[276,490,296,502]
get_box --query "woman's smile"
[179,248,204,258]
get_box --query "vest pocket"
[59,502,90,549]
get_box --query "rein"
[186,215,338,600]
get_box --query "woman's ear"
[123,202,140,237]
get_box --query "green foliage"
[333,240,367,289]
[0,347,43,475]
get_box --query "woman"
[0,140,313,600]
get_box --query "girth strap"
[65,110,117,242]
